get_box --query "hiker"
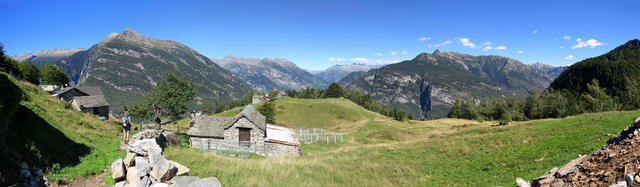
[122,111,132,144]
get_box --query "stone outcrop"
[519,116,640,187]
[111,130,220,186]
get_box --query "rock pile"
[112,130,221,187]
[517,117,640,187]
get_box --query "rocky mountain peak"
[432,49,441,55]
[109,28,175,48]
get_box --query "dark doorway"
[239,128,251,146]
[93,107,99,115]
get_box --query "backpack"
[122,117,129,127]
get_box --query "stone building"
[53,86,104,102]
[187,105,301,157]
[71,95,110,119]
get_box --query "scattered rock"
[115,181,126,187]
[111,159,125,181]
[141,176,151,187]
[124,152,136,167]
[625,173,635,186]
[171,161,190,176]
[516,177,530,187]
[610,181,628,187]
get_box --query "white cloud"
[327,57,346,62]
[483,41,491,45]
[459,38,477,48]
[565,55,574,60]
[401,51,408,55]
[571,38,603,49]
[560,46,565,49]
[350,57,371,63]
[417,37,431,41]
[563,35,571,40]
[517,50,523,54]
[433,40,452,48]
[494,46,507,50]
[482,46,493,51]
[532,30,538,34]
[428,44,433,48]
[390,51,397,56]
[373,53,383,56]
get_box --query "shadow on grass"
[3,105,91,175]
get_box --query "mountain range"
[310,63,382,83]
[529,62,568,78]
[340,50,556,119]
[14,29,250,113]
[211,55,327,92]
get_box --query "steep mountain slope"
[550,39,640,97]
[16,29,251,113]
[342,50,555,118]
[529,62,568,78]
[311,63,381,83]
[211,55,327,91]
[338,70,369,86]
[12,48,85,64]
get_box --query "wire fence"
[199,139,256,159]
[293,128,343,144]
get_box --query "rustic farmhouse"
[187,105,301,157]
[71,95,110,119]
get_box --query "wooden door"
[239,128,251,144]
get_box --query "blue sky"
[1,0,638,70]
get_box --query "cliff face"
[342,50,554,119]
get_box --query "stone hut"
[187,105,301,157]
[71,95,110,119]
[53,86,104,102]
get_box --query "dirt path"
[47,170,107,187]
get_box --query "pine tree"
[326,82,345,98]
[258,101,276,123]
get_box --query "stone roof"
[76,86,104,96]
[187,116,234,138]
[229,105,266,131]
[72,95,109,108]
[187,105,266,138]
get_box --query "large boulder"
[191,177,222,187]
[148,146,178,182]
[114,181,126,187]
[134,156,152,178]
[170,161,190,176]
[123,152,136,167]
[150,183,169,187]
[140,176,151,187]
[111,159,125,181]
[171,176,201,186]
[126,166,141,186]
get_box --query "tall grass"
[164,97,640,186]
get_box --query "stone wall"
[223,117,265,155]
[71,101,109,119]
[189,137,223,150]
[264,142,302,157]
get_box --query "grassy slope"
[0,73,125,184]
[165,97,640,186]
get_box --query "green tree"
[17,61,39,84]
[523,88,542,119]
[258,101,276,123]
[447,95,463,118]
[326,82,345,98]
[582,79,618,112]
[39,64,68,86]
[131,70,196,129]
